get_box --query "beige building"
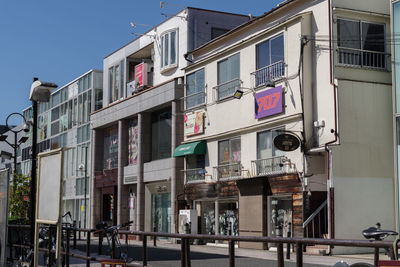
[178,0,394,253]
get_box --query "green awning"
[173,141,206,157]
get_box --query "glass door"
[269,195,292,238]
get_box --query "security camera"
[78,163,85,171]
[23,122,30,133]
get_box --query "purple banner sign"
[254,85,283,119]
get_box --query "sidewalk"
[67,238,388,266]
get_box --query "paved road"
[63,240,375,267]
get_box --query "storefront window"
[270,196,292,238]
[218,201,238,236]
[257,129,283,159]
[128,119,139,165]
[103,126,118,170]
[200,201,215,235]
[151,108,172,160]
[152,192,171,234]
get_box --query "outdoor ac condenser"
[178,209,198,234]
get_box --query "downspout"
[325,0,338,253]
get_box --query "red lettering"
[257,91,281,113]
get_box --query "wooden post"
[98,232,103,255]
[277,243,284,267]
[296,243,303,267]
[229,240,235,267]
[66,228,70,267]
[86,231,90,267]
[185,238,191,267]
[181,239,186,267]
[374,247,379,266]
[142,235,147,266]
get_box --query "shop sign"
[273,133,300,152]
[184,110,204,137]
[135,62,148,87]
[255,85,283,119]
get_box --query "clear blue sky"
[0,0,282,125]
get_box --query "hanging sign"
[255,85,283,119]
[273,133,300,151]
[184,110,204,137]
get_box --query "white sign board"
[37,150,63,222]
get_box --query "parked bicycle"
[333,223,399,267]
[95,220,133,262]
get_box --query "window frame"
[336,17,387,69]
[255,33,285,70]
[185,68,206,110]
[218,137,241,166]
[160,29,178,71]
[216,53,241,101]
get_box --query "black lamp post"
[29,77,57,265]
[0,112,30,180]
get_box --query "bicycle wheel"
[350,263,375,267]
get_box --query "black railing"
[7,224,396,267]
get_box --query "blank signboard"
[37,150,62,222]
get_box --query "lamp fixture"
[0,135,7,142]
[18,136,29,144]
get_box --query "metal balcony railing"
[251,156,297,177]
[184,168,206,184]
[251,61,285,88]
[337,47,387,69]
[184,91,206,110]
[213,162,242,180]
[213,78,241,101]
[303,200,328,239]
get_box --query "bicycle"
[333,223,399,267]
[95,220,133,262]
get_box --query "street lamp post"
[0,113,30,180]
[78,145,88,230]
[29,77,57,266]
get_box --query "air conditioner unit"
[178,209,198,234]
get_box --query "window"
[216,53,240,100]
[103,126,118,170]
[257,129,283,159]
[109,61,124,103]
[217,138,241,179]
[161,30,178,70]
[185,69,205,109]
[255,34,284,87]
[337,19,385,68]
[95,89,103,111]
[151,108,172,160]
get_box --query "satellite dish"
[273,133,300,152]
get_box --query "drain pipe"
[325,0,338,255]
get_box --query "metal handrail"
[182,168,206,183]
[251,60,285,87]
[213,78,242,101]
[183,90,206,110]
[337,46,387,69]
[337,46,388,55]
[214,162,242,180]
[251,156,297,177]
[302,200,327,228]
[8,224,395,267]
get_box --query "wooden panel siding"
[184,181,238,201]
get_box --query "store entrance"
[102,194,114,225]
[269,195,292,238]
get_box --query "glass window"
[257,129,283,159]
[337,19,385,68]
[51,121,59,136]
[255,34,284,87]
[151,108,172,160]
[218,138,241,165]
[217,53,240,100]
[185,69,205,109]
[109,63,123,103]
[161,30,178,70]
[51,107,60,122]
[95,89,103,111]
[103,126,118,170]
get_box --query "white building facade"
[181,0,394,253]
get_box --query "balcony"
[338,47,387,69]
[251,156,297,177]
[95,168,118,188]
[252,61,285,88]
[184,168,206,184]
[213,78,241,101]
[184,91,206,110]
[213,162,242,181]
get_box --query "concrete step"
[305,244,329,256]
